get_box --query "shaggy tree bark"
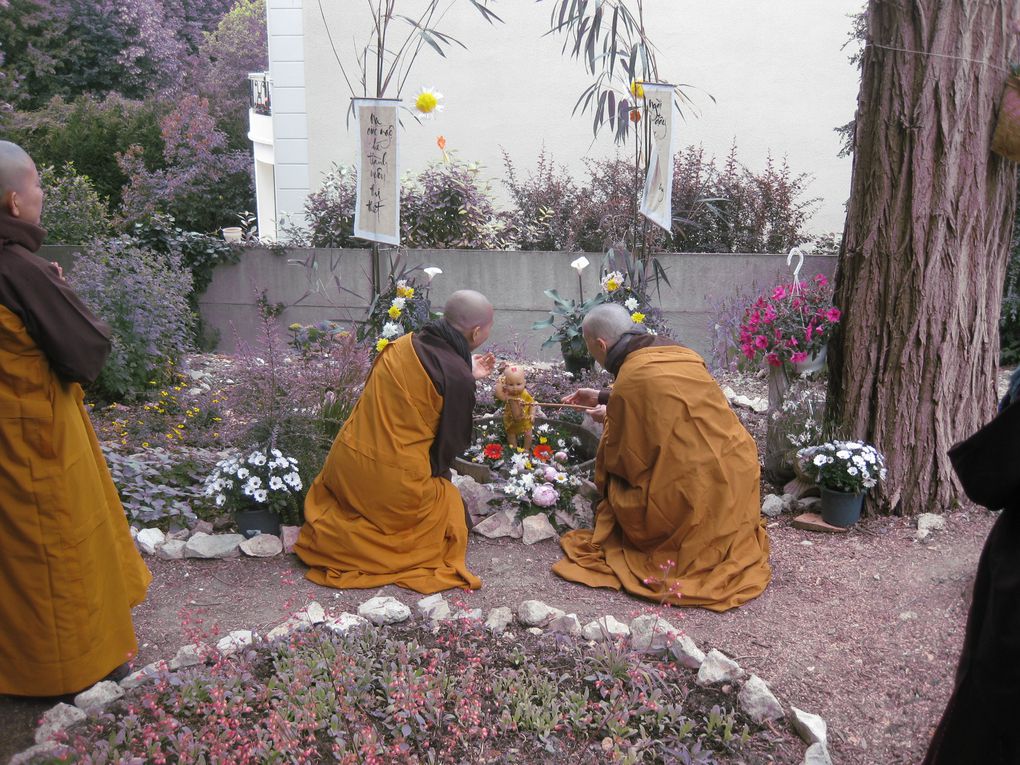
[828,0,1019,516]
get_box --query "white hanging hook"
[787,246,805,292]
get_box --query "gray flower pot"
[820,487,864,527]
[234,508,281,538]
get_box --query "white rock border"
[15,596,833,764]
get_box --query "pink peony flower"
[754,335,768,349]
[791,351,809,363]
[543,466,559,482]
[765,353,781,366]
[554,451,568,462]
[531,484,559,507]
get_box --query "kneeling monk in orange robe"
[295,290,496,594]
[0,141,151,696]
[554,303,770,612]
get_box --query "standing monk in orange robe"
[554,303,770,612]
[295,290,496,594]
[0,141,151,696]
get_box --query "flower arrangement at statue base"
[203,447,305,535]
[796,440,887,528]
[461,418,594,531]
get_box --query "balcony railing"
[249,71,271,116]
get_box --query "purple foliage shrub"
[223,296,371,493]
[292,164,359,248]
[69,238,194,401]
[400,159,508,249]
[501,147,584,251]
[117,94,254,233]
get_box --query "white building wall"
[299,1,862,237]
[266,0,310,238]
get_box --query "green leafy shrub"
[37,161,113,244]
[4,94,167,208]
[69,238,194,401]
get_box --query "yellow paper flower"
[605,279,620,292]
[630,80,645,99]
[376,337,390,352]
[415,87,444,118]
[631,312,646,323]
[396,285,415,299]
[388,305,402,319]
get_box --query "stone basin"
[453,415,600,486]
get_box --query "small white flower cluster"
[503,450,581,508]
[798,440,887,494]
[204,448,303,511]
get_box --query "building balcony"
[249,71,271,116]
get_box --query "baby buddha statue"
[494,364,535,451]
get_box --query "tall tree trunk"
[828,0,1019,516]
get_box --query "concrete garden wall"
[43,246,837,362]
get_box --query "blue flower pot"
[820,487,864,528]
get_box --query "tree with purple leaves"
[118,94,253,233]
[0,0,235,108]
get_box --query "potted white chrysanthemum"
[797,440,887,527]
[203,447,304,537]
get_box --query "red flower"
[629,109,642,123]
[532,444,554,461]
[482,443,503,460]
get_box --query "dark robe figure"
[922,368,1020,764]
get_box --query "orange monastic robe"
[554,344,770,612]
[295,333,480,594]
[0,218,151,695]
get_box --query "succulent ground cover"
[29,617,787,764]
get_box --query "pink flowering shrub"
[739,273,840,367]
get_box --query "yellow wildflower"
[376,337,390,352]
[539,437,548,444]
[631,312,646,323]
[396,285,415,299]
[630,80,644,99]
[605,278,620,292]
[142,442,150,448]
[388,305,402,320]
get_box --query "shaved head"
[443,289,494,351]
[0,141,35,199]
[582,303,638,346]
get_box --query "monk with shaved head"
[295,289,496,593]
[554,303,771,612]
[0,141,151,695]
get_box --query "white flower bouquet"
[204,447,304,519]
[797,440,887,494]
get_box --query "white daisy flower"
[271,448,283,459]
[236,467,250,479]
[269,476,284,490]
[215,494,226,506]
[382,322,402,339]
[253,489,269,503]
[391,297,407,310]
[248,452,267,466]
[624,297,639,311]
[414,86,444,118]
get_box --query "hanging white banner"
[639,83,676,233]
[353,98,401,245]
